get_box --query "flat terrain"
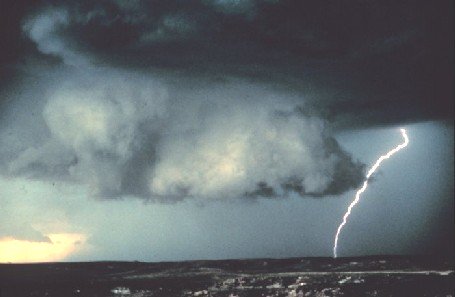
[0,256,453,297]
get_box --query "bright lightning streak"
[333,128,409,258]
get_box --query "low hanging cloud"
[4,67,363,200]
[151,104,363,199]
[0,4,367,201]
[7,67,169,198]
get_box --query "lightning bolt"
[333,128,409,258]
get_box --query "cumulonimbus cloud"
[1,5,365,202]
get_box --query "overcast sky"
[0,0,453,262]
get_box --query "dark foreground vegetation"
[0,255,453,297]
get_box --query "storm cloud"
[0,1,371,201]
[0,0,452,201]
[0,0,453,258]
[3,0,449,124]
[2,65,364,200]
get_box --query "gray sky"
[0,0,453,262]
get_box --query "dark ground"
[0,256,453,297]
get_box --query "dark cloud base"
[2,0,450,127]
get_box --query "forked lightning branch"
[333,129,409,258]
